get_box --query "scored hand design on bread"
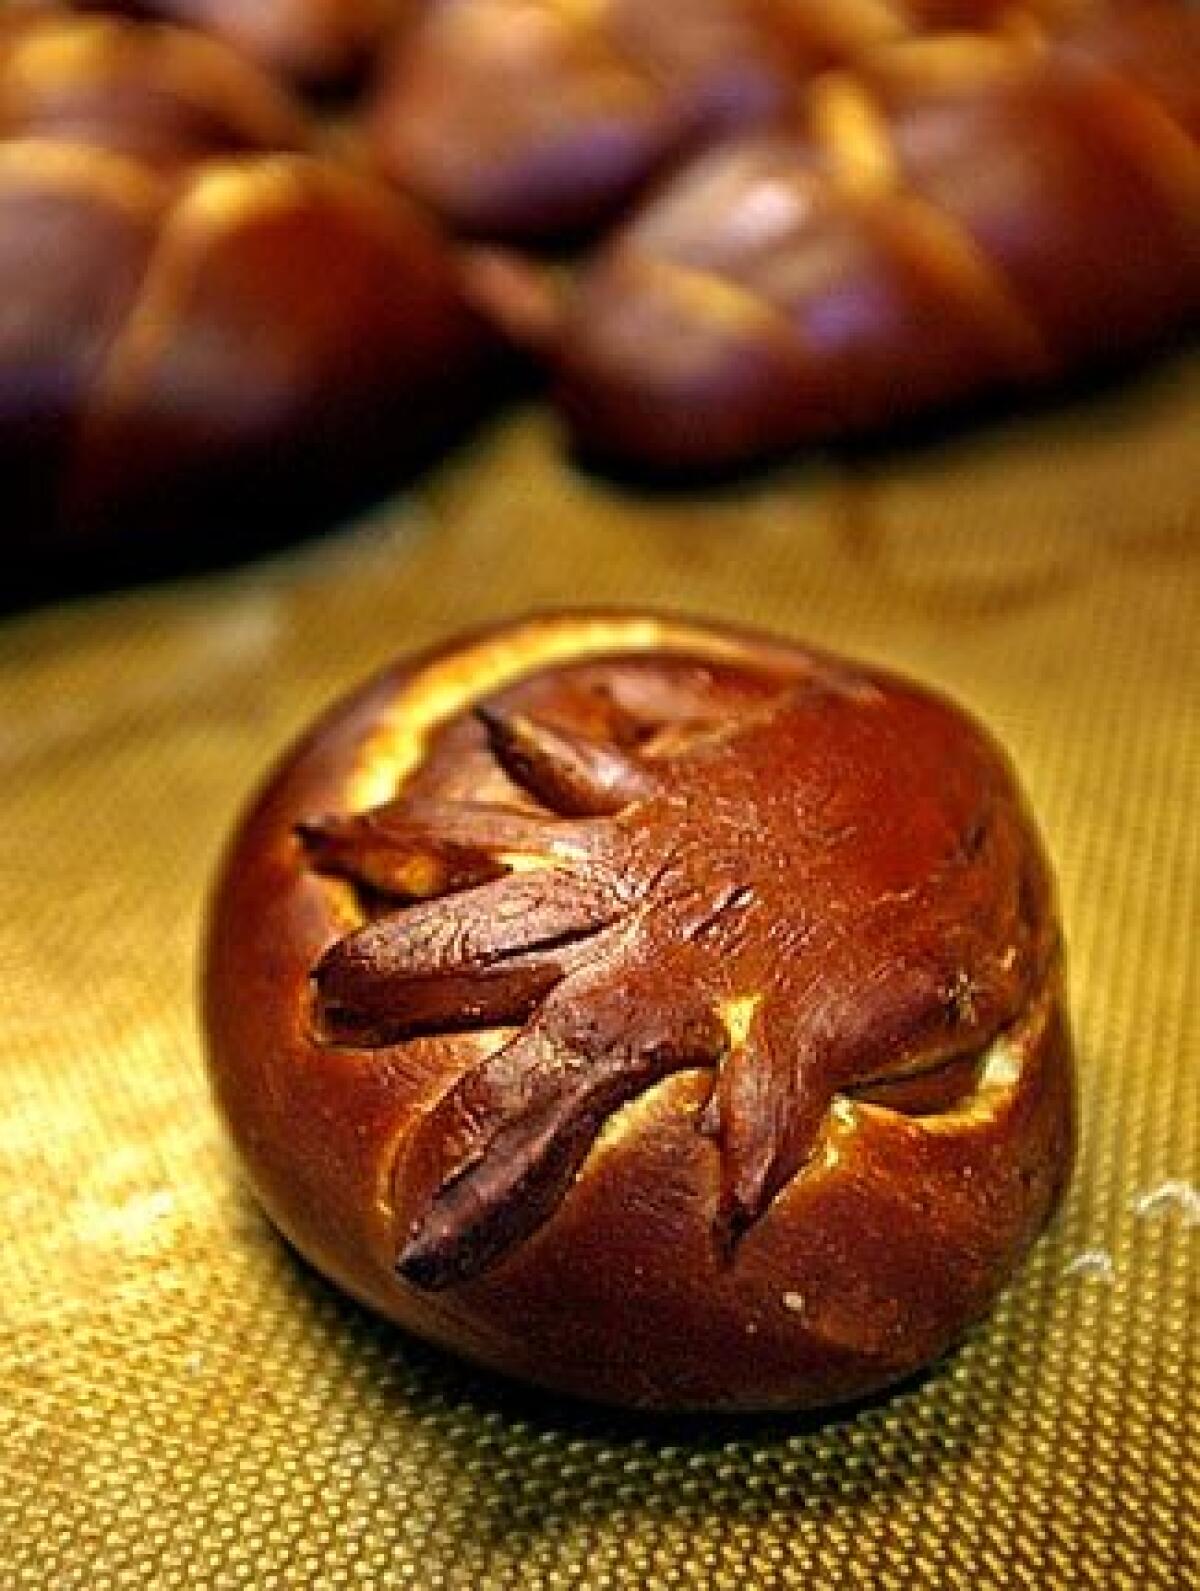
[304,664,1057,1289]
[203,614,1076,1409]
[0,9,493,560]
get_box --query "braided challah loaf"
[0,10,493,565]
[526,0,1199,471]
[368,0,1089,242]
[0,7,311,163]
[3,2,1195,542]
[65,0,407,89]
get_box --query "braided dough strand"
[549,1,1200,470]
[369,0,1066,240]
[0,10,494,559]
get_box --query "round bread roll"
[204,612,1075,1411]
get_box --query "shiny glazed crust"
[368,0,1086,243]
[0,9,493,559]
[203,613,1075,1411]
[5,4,1195,528]
[544,2,1200,470]
[66,0,406,88]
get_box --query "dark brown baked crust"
[64,0,406,89]
[367,0,1079,244]
[203,613,1075,1410]
[5,4,1195,532]
[541,1,1200,471]
[0,9,494,563]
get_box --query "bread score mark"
[301,628,1058,1289]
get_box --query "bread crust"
[547,1,1200,471]
[0,9,494,565]
[65,0,403,89]
[203,612,1075,1410]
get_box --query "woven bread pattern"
[0,10,488,559]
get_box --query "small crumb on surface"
[979,1038,1020,1089]
[1130,1180,1200,1228]
[1063,1249,1115,1282]
[782,1291,806,1315]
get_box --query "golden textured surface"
[2,356,1197,1588]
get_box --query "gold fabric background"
[2,357,1197,1589]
